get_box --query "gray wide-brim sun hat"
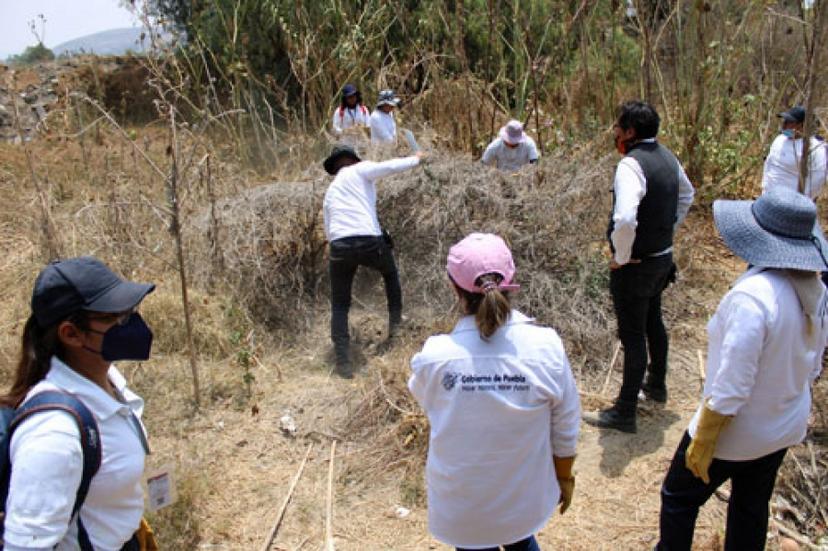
[713,187,828,272]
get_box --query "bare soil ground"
[137,220,790,551]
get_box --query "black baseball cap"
[777,106,805,124]
[323,145,361,175]
[31,256,155,328]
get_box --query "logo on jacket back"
[442,372,458,391]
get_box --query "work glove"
[137,517,159,551]
[685,403,731,484]
[553,455,576,514]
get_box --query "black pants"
[329,235,402,364]
[609,253,673,409]
[657,432,787,551]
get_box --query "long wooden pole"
[261,443,314,551]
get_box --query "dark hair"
[454,274,511,340]
[616,100,660,139]
[340,91,363,109]
[0,312,89,408]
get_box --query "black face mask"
[87,313,154,362]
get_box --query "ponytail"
[0,312,88,408]
[456,273,511,340]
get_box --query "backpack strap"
[6,391,101,551]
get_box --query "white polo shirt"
[481,137,539,172]
[690,268,828,460]
[323,156,420,241]
[369,109,397,144]
[409,310,581,549]
[4,357,148,551]
[762,134,828,200]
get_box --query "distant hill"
[53,27,163,57]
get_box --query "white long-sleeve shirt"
[481,137,539,172]
[409,310,581,549]
[369,109,397,144]
[5,357,148,551]
[330,105,369,135]
[689,268,828,460]
[323,156,420,241]
[610,139,695,265]
[762,134,828,200]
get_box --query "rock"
[279,414,297,436]
[779,537,800,551]
[394,506,411,518]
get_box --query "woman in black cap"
[0,257,157,551]
[331,83,369,137]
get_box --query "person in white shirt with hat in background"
[331,83,370,138]
[369,89,401,146]
[481,120,540,172]
[409,233,580,551]
[1,256,158,551]
[322,145,427,378]
[762,105,828,200]
[656,187,828,550]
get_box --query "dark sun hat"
[323,145,361,175]
[31,256,155,328]
[713,187,828,272]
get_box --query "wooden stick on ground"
[601,342,622,395]
[260,443,314,551]
[696,349,705,388]
[325,440,338,551]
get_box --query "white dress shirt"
[610,139,695,265]
[762,134,828,200]
[5,357,148,551]
[323,156,420,241]
[369,109,397,144]
[409,310,581,549]
[481,137,539,172]
[689,268,827,460]
[331,105,369,135]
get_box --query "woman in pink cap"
[408,233,581,551]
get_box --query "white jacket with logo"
[409,310,580,549]
[331,105,370,135]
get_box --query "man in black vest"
[584,101,695,433]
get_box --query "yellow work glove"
[553,455,576,514]
[136,517,159,551]
[685,404,732,484]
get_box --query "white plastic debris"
[394,506,411,519]
[279,414,297,436]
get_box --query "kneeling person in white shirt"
[656,187,828,550]
[409,233,580,551]
[481,119,540,172]
[1,256,157,551]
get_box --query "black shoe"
[641,380,668,403]
[583,406,637,433]
[334,361,354,379]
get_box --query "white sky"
[0,0,140,59]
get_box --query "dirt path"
[142,231,747,550]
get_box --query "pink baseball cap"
[446,233,520,294]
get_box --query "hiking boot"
[334,360,354,379]
[583,406,637,433]
[640,380,668,404]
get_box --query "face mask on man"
[86,313,154,362]
[781,128,798,139]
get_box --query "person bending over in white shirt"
[370,89,400,145]
[656,187,828,551]
[1,256,157,551]
[761,105,828,200]
[322,145,427,378]
[481,119,540,172]
[409,233,580,551]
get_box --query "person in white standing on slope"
[370,89,401,145]
[331,83,369,137]
[762,105,828,200]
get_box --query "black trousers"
[329,235,402,363]
[657,432,787,551]
[609,253,673,409]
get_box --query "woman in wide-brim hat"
[656,187,828,550]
